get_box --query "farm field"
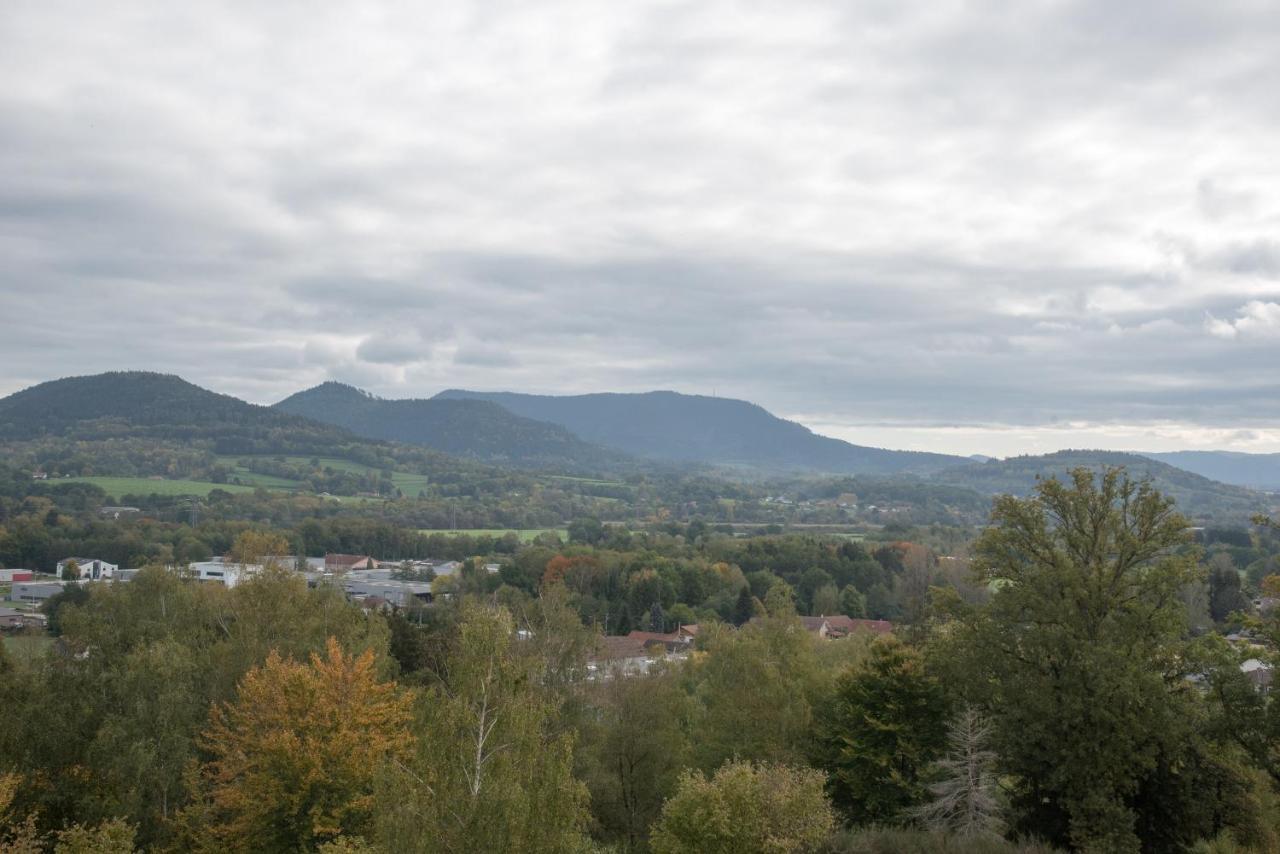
[418,528,567,542]
[547,475,626,486]
[224,467,305,490]
[218,455,431,495]
[391,472,432,494]
[64,477,260,498]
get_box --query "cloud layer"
[2,0,1279,455]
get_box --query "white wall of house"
[55,558,118,581]
[186,561,262,588]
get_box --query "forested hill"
[1143,450,1280,491]
[933,449,1272,522]
[433,389,969,476]
[0,372,355,449]
[274,382,638,472]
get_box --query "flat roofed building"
[10,582,68,604]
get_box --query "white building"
[56,558,117,581]
[186,560,263,588]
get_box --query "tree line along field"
[60,457,438,502]
[63,476,262,498]
[220,456,434,495]
[417,528,568,542]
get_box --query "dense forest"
[275,382,638,472]
[4,468,1280,852]
[435,387,969,475]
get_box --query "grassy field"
[65,476,260,498]
[391,472,433,494]
[548,475,626,486]
[225,467,305,490]
[418,528,567,542]
[218,456,432,496]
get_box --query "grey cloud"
[2,0,1280,453]
[453,342,518,368]
[356,335,433,365]
[1209,240,1280,277]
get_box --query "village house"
[0,607,47,630]
[822,616,894,638]
[624,626,698,653]
[1242,658,1274,693]
[55,558,117,581]
[187,560,262,588]
[587,635,657,679]
[325,553,375,571]
[754,615,895,640]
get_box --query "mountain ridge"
[274,382,639,471]
[0,371,349,444]
[1142,450,1280,491]
[934,448,1270,522]
[433,388,970,476]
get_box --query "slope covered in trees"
[434,388,969,476]
[275,382,638,472]
[934,449,1269,522]
[0,372,345,444]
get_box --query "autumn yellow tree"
[1,772,42,854]
[226,530,291,567]
[194,637,414,852]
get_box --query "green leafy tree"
[839,584,866,618]
[375,604,590,853]
[649,761,835,854]
[811,583,840,617]
[580,669,691,851]
[686,617,823,772]
[731,587,756,626]
[818,635,948,823]
[53,818,138,853]
[1207,553,1248,623]
[957,468,1205,852]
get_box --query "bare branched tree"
[908,705,1004,838]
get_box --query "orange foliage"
[542,554,602,590]
[198,638,414,850]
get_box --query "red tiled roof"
[823,616,893,635]
[591,635,650,661]
[626,630,681,645]
[326,553,373,567]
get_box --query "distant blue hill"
[433,389,969,476]
[275,382,636,472]
[1142,451,1280,491]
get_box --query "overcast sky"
[2,0,1279,457]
